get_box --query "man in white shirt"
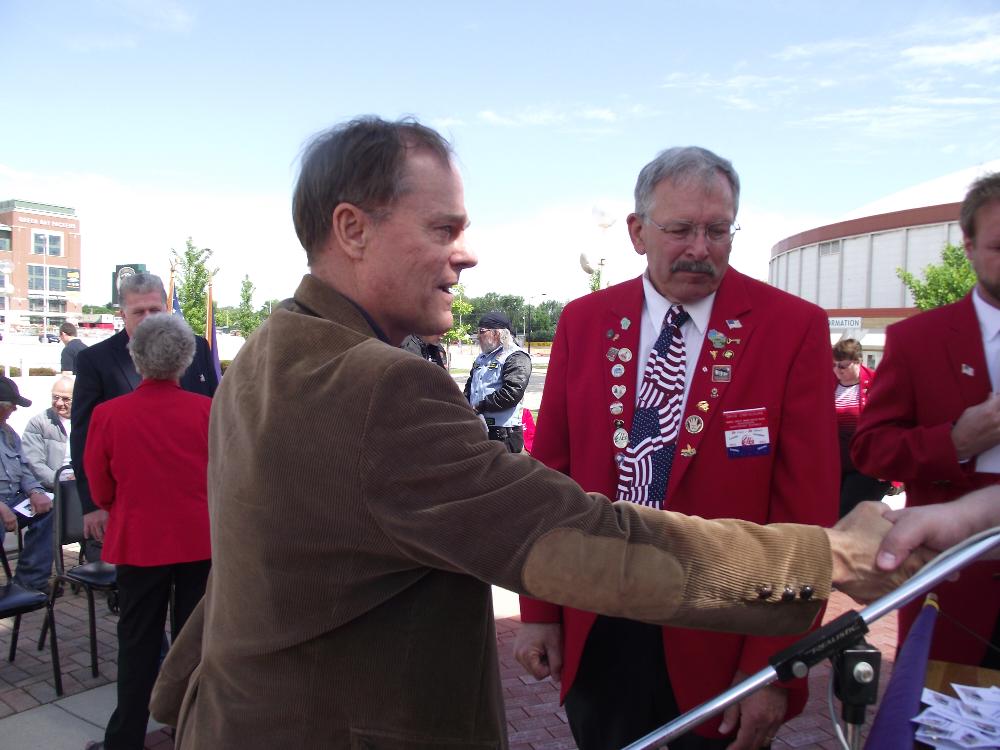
[853,171,1000,669]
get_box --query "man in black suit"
[59,321,87,374]
[71,272,218,559]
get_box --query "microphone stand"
[622,528,1000,750]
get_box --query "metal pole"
[622,529,1000,750]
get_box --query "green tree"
[233,275,263,337]
[258,299,281,318]
[171,238,216,336]
[82,304,115,314]
[897,243,976,311]
[442,284,474,345]
[588,267,602,293]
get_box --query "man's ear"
[332,203,370,260]
[627,213,647,256]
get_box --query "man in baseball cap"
[0,376,55,593]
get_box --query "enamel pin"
[680,444,697,457]
[612,384,626,399]
[620,317,631,330]
[962,364,975,377]
[618,348,633,363]
[712,365,732,383]
[726,319,742,329]
[610,401,624,415]
[697,400,709,412]
[613,428,629,449]
[685,415,704,434]
[611,363,625,378]
[606,347,619,362]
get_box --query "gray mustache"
[671,260,716,276]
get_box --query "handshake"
[827,485,1000,603]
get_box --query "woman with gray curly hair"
[84,313,212,750]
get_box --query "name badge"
[487,362,499,369]
[723,407,770,458]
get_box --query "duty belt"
[487,425,522,441]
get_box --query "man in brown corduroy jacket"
[150,116,921,750]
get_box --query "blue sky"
[1,0,998,307]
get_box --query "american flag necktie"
[615,304,689,509]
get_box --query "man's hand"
[513,622,563,683]
[951,394,1000,460]
[0,503,17,532]
[877,487,1000,570]
[825,501,930,603]
[83,509,109,541]
[718,674,786,749]
[27,491,52,516]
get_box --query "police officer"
[0,376,54,593]
[463,311,532,453]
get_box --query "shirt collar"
[972,287,1000,342]
[641,271,716,336]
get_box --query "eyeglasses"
[644,217,740,246]
[52,395,73,403]
[477,328,496,335]
[833,362,856,370]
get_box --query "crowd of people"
[0,116,997,750]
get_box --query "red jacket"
[852,293,1000,664]
[520,270,838,736]
[84,379,212,566]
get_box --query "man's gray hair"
[52,375,75,392]
[128,314,196,381]
[497,328,519,351]
[634,146,741,217]
[119,272,167,304]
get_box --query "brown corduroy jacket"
[151,274,833,749]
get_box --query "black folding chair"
[38,465,117,684]
[0,523,62,693]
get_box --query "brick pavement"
[3,574,895,749]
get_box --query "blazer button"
[781,586,796,602]
[800,585,814,600]
[757,585,773,600]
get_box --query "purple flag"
[864,597,939,749]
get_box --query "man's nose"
[453,236,478,271]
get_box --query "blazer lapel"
[945,294,991,407]
[604,279,644,464]
[666,270,753,500]
[112,332,142,392]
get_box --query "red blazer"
[84,379,212,567]
[520,269,838,736]
[851,293,1000,664]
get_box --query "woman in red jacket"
[833,338,890,517]
[84,313,212,750]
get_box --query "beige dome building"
[768,160,1000,367]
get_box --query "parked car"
[39,333,59,343]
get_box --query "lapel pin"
[611,363,625,378]
[710,387,719,398]
[613,428,629,449]
[606,347,619,362]
[723,349,734,359]
[680,444,697,457]
[618,347,633,363]
[712,365,732,383]
[606,329,615,339]
[709,350,718,360]
[697,400,709,412]
[610,401,624,415]
[726,319,742,329]
[612,384,626,399]
[708,329,727,349]
[620,317,631,330]
[962,364,975,377]
[684,415,704,434]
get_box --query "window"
[31,231,63,257]
[48,267,68,292]
[28,265,45,291]
[29,298,45,312]
[48,299,66,313]
[0,297,6,311]
[0,231,10,251]
[0,273,4,289]
[819,240,841,257]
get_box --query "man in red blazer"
[852,171,1000,669]
[516,147,838,749]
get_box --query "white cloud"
[477,104,630,129]
[773,39,871,61]
[900,36,1000,70]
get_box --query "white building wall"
[903,224,952,306]
[786,248,801,297]
[870,230,905,307]
[841,236,869,308]
[800,245,818,304]
[817,247,840,308]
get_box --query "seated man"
[0,377,54,593]
[22,375,75,490]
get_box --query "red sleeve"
[82,404,117,510]
[851,326,966,484]
[519,314,572,624]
